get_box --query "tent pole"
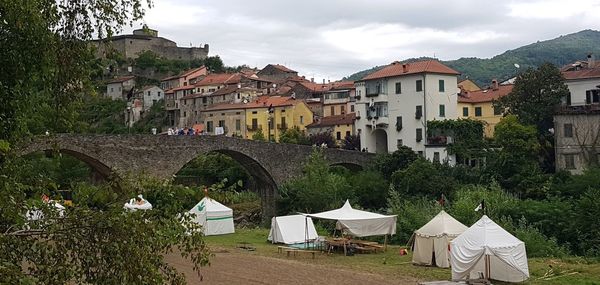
[384,235,388,252]
[484,254,490,281]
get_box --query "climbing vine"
[427,119,486,158]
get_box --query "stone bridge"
[17,134,374,218]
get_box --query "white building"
[354,60,459,164]
[106,76,135,100]
[554,55,600,174]
[137,85,164,110]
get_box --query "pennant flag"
[474,199,485,212]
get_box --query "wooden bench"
[283,249,320,259]
[277,246,296,254]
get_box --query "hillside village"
[101,29,600,176]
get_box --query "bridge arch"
[18,147,114,181]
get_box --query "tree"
[342,134,361,151]
[132,99,169,134]
[372,146,419,180]
[0,0,212,283]
[252,129,266,141]
[494,63,569,171]
[278,149,352,214]
[390,158,458,198]
[278,126,310,145]
[308,132,336,148]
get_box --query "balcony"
[427,135,449,146]
[246,124,262,131]
[555,104,600,115]
[365,86,381,97]
[277,123,288,130]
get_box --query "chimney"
[491,79,499,91]
[588,53,595,67]
[323,79,326,84]
[402,63,408,73]
[311,78,314,83]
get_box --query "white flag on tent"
[474,199,485,212]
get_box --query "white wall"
[106,83,123,100]
[355,73,458,160]
[142,86,164,110]
[566,78,600,106]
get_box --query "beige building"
[457,81,513,137]
[202,106,247,137]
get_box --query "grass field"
[204,228,600,285]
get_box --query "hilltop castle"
[91,28,209,61]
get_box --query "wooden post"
[384,235,388,252]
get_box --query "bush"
[391,158,458,199]
[372,146,419,180]
[448,183,519,226]
[387,192,442,244]
[511,217,570,258]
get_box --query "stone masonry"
[17,134,374,219]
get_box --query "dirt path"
[166,251,414,285]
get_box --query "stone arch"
[374,129,389,153]
[329,162,364,172]
[173,148,279,221]
[18,148,113,180]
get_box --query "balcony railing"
[427,135,451,146]
[365,86,381,97]
[555,104,600,114]
[246,124,262,131]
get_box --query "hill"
[344,29,600,86]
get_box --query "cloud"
[127,0,600,80]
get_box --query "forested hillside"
[345,29,600,86]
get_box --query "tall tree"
[494,63,569,171]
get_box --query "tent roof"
[189,197,232,214]
[415,210,468,238]
[307,200,397,221]
[268,214,318,244]
[454,215,523,248]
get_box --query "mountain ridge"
[344,29,600,86]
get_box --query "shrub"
[387,192,442,244]
[391,158,458,199]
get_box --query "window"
[397,139,403,149]
[395,82,402,94]
[415,105,423,119]
[330,106,335,116]
[564,123,573,138]
[147,91,151,97]
[439,80,445,92]
[566,92,571,105]
[218,120,225,128]
[110,87,114,92]
[158,92,161,97]
[183,111,186,117]
[493,105,502,116]
[416,80,423,92]
[564,154,576,170]
[396,116,402,131]
[235,119,241,131]
[586,89,600,104]
[341,105,345,114]
[336,131,341,140]
[351,105,355,112]
[202,97,207,104]
[346,131,351,138]
[237,93,240,99]
[194,111,197,116]
[300,116,304,124]
[252,111,258,114]
[184,99,187,105]
[475,107,482,117]
[206,121,213,132]
[252,118,258,130]
[439,104,445,117]
[281,110,285,113]
[417,151,424,157]
[416,128,423,142]
[462,107,469,117]
[433,152,440,162]
[280,117,286,128]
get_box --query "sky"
[127,0,600,81]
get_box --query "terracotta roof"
[562,61,600,80]
[204,96,302,112]
[361,60,460,81]
[330,81,355,90]
[107,76,135,84]
[307,113,356,128]
[194,73,240,86]
[297,81,332,92]
[458,84,513,103]
[161,66,206,81]
[269,64,297,73]
[171,85,196,92]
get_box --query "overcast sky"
[127,0,600,81]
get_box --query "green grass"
[204,228,600,285]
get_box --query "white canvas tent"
[412,210,468,268]
[306,200,397,237]
[188,197,235,236]
[450,215,529,283]
[268,215,318,244]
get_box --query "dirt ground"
[165,251,414,285]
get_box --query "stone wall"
[92,35,209,61]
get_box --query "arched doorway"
[374,129,388,153]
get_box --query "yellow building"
[306,113,356,146]
[457,81,513,137]
[245,96,314,142]
[458,78,481,92]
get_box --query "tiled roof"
[270,64,297,73]
[329,81,355,90]
[107,76,135,83]
[562,61,600,80]
[204,96,301,112]
[195,73,240,86]
[161,66,206,81]
[361,60,460,81]
[171,85,196,92]
[297,81,332,92]
[458,84,513,103]
[307,113,356,128]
